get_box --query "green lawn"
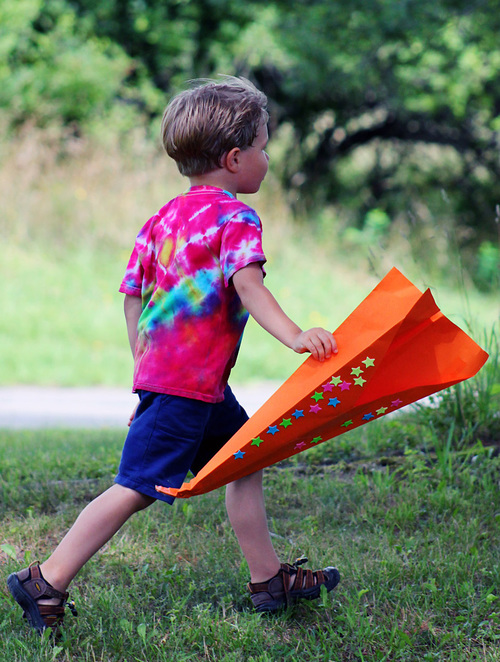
[1,423,499,661]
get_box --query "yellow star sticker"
[354,376,366,387]
[376,406,388,415]
[330,376,342,386]
[280,418,292,428]
[251,437,264,447]
[351,366,363,377]
[362,357,375,368]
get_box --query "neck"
[189,171,237,197]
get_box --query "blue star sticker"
[292,409,305,419]
[328,397,341,407]
[233,450,245,459]
[267,425,279,435]
[362,412,375,421]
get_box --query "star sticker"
[311,391,324,402]
[339,381,351,391]
[362,412,375,421]
[362,357,375,368]
[391,399,403,408]
[267,425,279,435]
[251,437,264,447]
[292,409,304,419]
[376,406,388,415]
[351,366,363,377]
[330,376,342,386]
[328,397,341,407]
[322,382,334,392]
[280,418,292,428]
[295,441,307,450]
[341,420,353,428]
[233,450,245,459]
[310,436,322,444]
[354,376,367,387]
[309,404,322,414]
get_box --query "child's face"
[236,122,270,194]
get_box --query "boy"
[7,76,340,632]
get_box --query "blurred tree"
[0,0,138,127]
[2,0,499,248]
[244,0,500,242]
[67,0,255,92]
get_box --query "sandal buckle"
[293,556,308,568]
[66,600,78,617]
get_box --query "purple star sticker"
[339,381,351,391]
[309,404,322,414]
[294,441,307,450]
[322,382,334,392]
[391,399,403,408]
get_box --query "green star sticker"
[376,406,388,415]
[351,366,363,377]
[310,436,322,444]
[330,376,342,386]
[362,357,375,368]
[354,376,367,387]
[341,420,353,428]
[251,437,264,447]
[311,391,324,402]
[280,418,292,428]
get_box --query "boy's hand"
[292,328,338,361]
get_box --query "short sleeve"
[119,245,143,296]
[220,207,267,287]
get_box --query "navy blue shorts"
[115,385,248,504]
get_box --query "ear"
[224,147,241,173]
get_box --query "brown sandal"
[248,557,340,613]
[7,563,77,634]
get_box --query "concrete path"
[0,383,281,429]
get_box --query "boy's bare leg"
[225,470,280,583]
[39,484,154,599]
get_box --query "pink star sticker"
[309,404,322,414]
[339,381,351,391]
[294,441,307,450]
[322,382,334,392]
[391,399,403,407]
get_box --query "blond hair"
[161,76,268,177]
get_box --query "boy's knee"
[113,484,155,511]
[229,470,264,490]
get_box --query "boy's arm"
[232,263,337,361]
[124,293,142,356]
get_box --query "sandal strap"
[18,563,69,603]
[280,558,327,595]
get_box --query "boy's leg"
[40,484,154,596]
[225,470,280,583]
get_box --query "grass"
[0,424,499,661]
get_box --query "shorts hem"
[114,474,175,505]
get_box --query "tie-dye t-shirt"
[119,186,266,403]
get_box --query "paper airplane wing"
[157,268,488,499]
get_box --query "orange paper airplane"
[156,268,488,499]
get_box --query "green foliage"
[246,0,500,243]
[0,0,159,128]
